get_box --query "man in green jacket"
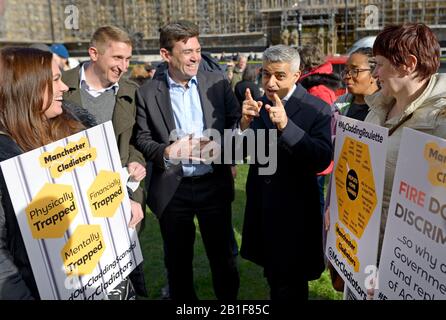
[62,26,147,299]
[62,26,146,206]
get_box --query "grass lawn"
[139,164,342,300]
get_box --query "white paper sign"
[325,115,388,299]
[377,128,446,300]
[0,121,143,300]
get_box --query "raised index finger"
[245,88,254,101]
[273,93,283,108]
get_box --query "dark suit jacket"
[240,84,333,281]
[135,71,240,217]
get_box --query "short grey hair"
[262,45,300,73]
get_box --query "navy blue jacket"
[240,84,333,281]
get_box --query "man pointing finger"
[240,45,333,300]
[265,93,288,131]
[240,88,263,131]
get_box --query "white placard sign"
[325,115,388,299]
[377,128,446,300]
[1,121,143,300]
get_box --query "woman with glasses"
[335,47,380,121]
[325,47,379,221]
[324,47,380,293]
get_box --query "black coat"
[0,134,39,299]
[240,84,333,281]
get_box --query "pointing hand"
[240,88,263,131]
[265,93,288,131]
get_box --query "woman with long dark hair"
[0,47,84,299]
[0,47,144,299]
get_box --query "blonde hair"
[130,64,150,79]
[90,26,132,53]
[130,64,152,85]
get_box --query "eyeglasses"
[341,68,372,78]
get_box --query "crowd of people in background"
[1,20,446,302]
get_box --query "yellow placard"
[335,222,360,272]
[335,137,377,238]
[87,170,124,218]
[424,142,446,188]
[39,137,97,178]
[25,183,78,238]
[61,225,105,276]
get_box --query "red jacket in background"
[299,62,342,175]
[299,62,341,105]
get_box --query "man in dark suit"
[134,21,240,300]
[239,45,333,300]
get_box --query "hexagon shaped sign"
[334,137,377,239]
[39,137,97,179]
[87,170,124,218]
[61,224,105,276]
[25,183,78,238]
[424,142,446,189]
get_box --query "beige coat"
[365,73,446,251]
